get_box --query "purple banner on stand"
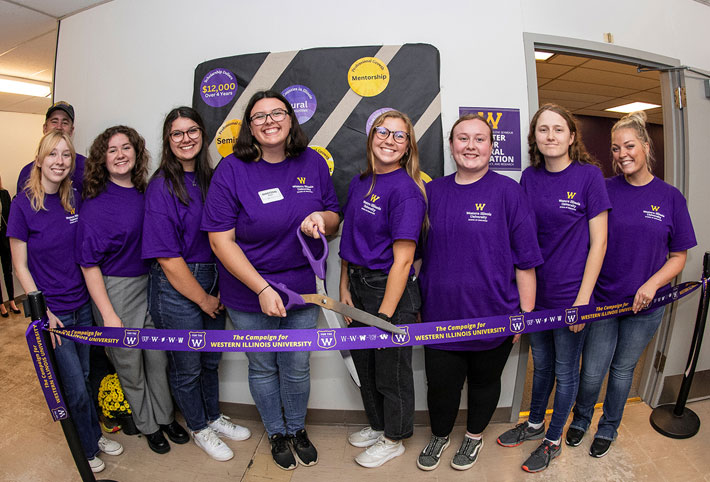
[459,106,521,171]
[49,281,702,353]
[25,319,68,421]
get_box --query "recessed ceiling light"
[0,75,51,97]
[535,51,554,61]
[605,102,660,113]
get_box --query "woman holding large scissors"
[202,90,339,471]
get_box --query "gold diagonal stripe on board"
[309,45,402,148]
[209,50,299,162]
[413,92,441,141]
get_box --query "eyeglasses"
[170,127,202,143]
[374,126,409,144]
[249,109,288,126]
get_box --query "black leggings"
[0,238,13,302]
[425,337,513,436]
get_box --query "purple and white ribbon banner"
[26,279,705,420]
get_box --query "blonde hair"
[24,131,76,212]
[363,110,428,231]
[611,111,654,174]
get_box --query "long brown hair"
[83,125,149,199]
[153,106,213,205]
[24,131,76,212]
[527,103,595,168]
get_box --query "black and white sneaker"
[290,429,318,466]
[270,433,296,470]
[589,437,612,458]
[565,427,586,447]
[416,434,450,471]
[451,437,482,471]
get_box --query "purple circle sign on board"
[200,68,237,108]
[366,107,395,135]
[282,85,317,124]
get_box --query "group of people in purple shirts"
[6,93,695,474]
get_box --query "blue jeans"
[570,308,664,440]
[148,262,225,432]
[227,305,318,437]
[347,266,420,440]
[54,302,101,459]
[528,326,587,441]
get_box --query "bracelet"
[377,312,392,322]
[257,284,271,296]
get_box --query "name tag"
[258,188,284,204]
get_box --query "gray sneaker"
[496,421,545,447]
[451,437,483,470]
[416,434,450,471]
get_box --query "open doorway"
[511,34,686,419]
[519,53,665,413]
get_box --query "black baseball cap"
[45,101,75,122]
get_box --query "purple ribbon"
[25,318,69,421]
[48,280,702,353]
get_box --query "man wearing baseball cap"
[15,101,86,195]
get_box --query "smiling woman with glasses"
[339,110,427,468]
[201,90,340,471]
[142,106,251,462]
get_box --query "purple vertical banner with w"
[459,107,521,171]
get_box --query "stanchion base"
[649,404,700,439]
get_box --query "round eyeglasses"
[169,127,202,143]
[374,126,409,144]
[250,109,288,126]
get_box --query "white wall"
[0,111,45,303]
[0,111,45,197]
[54,0,710,408]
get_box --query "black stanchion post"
[650,251,710,438]
[26,291,116,481]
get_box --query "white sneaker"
[355,435,405,468]
[348,426,384,448]
[208,414,251,441]
[98,435,124,456]
[88,456,105,473]
[193,427,234,462]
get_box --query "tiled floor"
[2,309,709,481]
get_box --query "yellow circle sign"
[215,119,242,158]
[310,146,334,176]
[348,57,390,97]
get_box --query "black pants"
[425,337,514,436]
[0,237,13,302]
[348,265,420,440]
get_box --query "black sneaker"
[497,421,545,447]
[589,438,612,458]
[521,440,561,473]
[270,433,296,470]
[565,427,585,447]
[290,429,318,466]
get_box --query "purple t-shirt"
[420,171,543,351]
[142,172,213,263]
[520,162,611,309]
[77,182,150,277]
[595,175,696,304]
[7,190,88,314]
[16,154,86,196]
[201,148,339,312]
[340,168,426,272]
